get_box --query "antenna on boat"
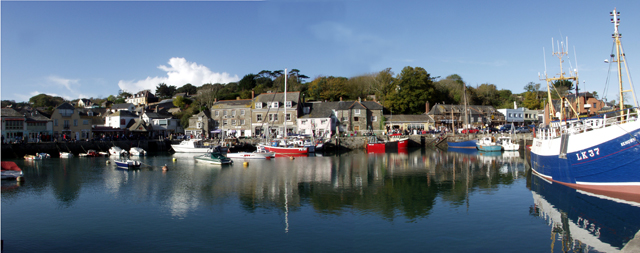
[609,8,639,110]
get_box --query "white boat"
[497,136,519,151]
[24,153,50,160]
[129,147,147,156]
[194,151,233,165]
[109,146,128,156]
[1,161,23,180]
[59,152,74,158]
[171,139,211,153]
[226,148,275,159]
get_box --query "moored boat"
[447,139,477,149]
[194,150,233,165]
[476,136,501,152]
[1,161,23,180]
[263,139,308,154]
[59,152,74,158]
[388,133,409,149]
[226,151,274,159]
[171,139,211,153]
[24,153,50,160]
[367,136,386,153]
[109,146,128,156]
[114,159,141,168]
[129,147,147,156]
[530,9,640,199]
[497,136,519,151]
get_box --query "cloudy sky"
[2,1,639,103]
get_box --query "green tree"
[474,83,500,106]
[156,83,177,99]
[29,94,65,108]
[176,83,198,95]
[522,91,541,109]
[387,66,442,114]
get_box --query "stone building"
[252,91,302,138]
[211,98,253,138]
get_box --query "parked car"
[461,128,479,134]
[499,125,512,133]
[515,127,530,133]
[481,127,499,134]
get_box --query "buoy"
[290,156,295,160]
[162,164,168,171]
[16,176,25,182]
[172,158,177,162]
[106,160,110,164]
[243,161,249,167]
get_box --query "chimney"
[340,97,342,101]
[251,90,255,100]
[155,106,158,113]
[237,97,240,100]
[214,98,217,103]
[425,101,430,114]
[358,97,361,102]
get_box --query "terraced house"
[332,99,384,135]
[251,91,302,138]
[211,97,253,138]
[51,102,94,140]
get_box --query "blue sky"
[2,0,640,104]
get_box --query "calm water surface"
[2,148,639,252]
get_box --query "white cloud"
[48,75,79,93]
[118,57,240,93]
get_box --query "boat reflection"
[529,172,640,252]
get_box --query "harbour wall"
[1,133,534,158]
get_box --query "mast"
[284,68,288,139]
[541,36,579,123]
[611,9,639,114]
[463,83,468,130]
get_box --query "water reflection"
[529,172,640,252]
[2,148,529,222]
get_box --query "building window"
[197,122,203,128]
[83,120,89,125]
[270,102,279,108]
[257,114,263,122]
[372,116,377,122]
[321,119,327,124]
[64,120,70,128]
[54,119,58,126]
[215,110,219,116]
[286,101,292,108]
[286,113,291,121]
[354,117,359,122]
[232,110,236,116]
[240,119,245,125]
[255,103,262,109]
[269,114,279,121]
[355,109,361,115]
[304,107,310,114]
[120,119,126,125]
[231,119,236,125]
[159,119,167,126]
[240,110,245,115]
[223,120,228,126]
[223,110,227,116]
[74,119,78,126]
[301,120,307,125]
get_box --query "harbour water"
[2,148,639,252]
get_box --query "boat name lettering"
[575,147,600,161]
[534,141,541,147]
[620,138,636,147]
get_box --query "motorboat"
[226,151,274,160]
[366,136,386,153]
[194,150,233,165]
[109,146,128,156]
[59,152,74,158]
[114,159,141,168]
[263,139,308,154]
[1,161,23,180]
[476,136,501,152]
[447,139,477,149]
[24,153,50,160]
[129,147,147,156]
[387,133,409,149]
[497,136,519,151]
[171,139,211,153]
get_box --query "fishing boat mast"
[540,36,580,124]
[284,68,288,140]
[610,9,638,114]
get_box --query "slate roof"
[212,99,253,109]
[56,102,75,110]
[299,102,334,119]
[129,119,151,132]
[254,92,301,106]
[384,114,432,123]
[144,112,173,119]
[107,110,137,118]
[1,108,25,118]
[111,103,134,110]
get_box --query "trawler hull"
[530,120,640,200]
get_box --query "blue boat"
[476,136,501,151]
[447,139,477,149]
[114,159,141,168]
[530,9,640,200]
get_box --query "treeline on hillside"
[10,66,577,118]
